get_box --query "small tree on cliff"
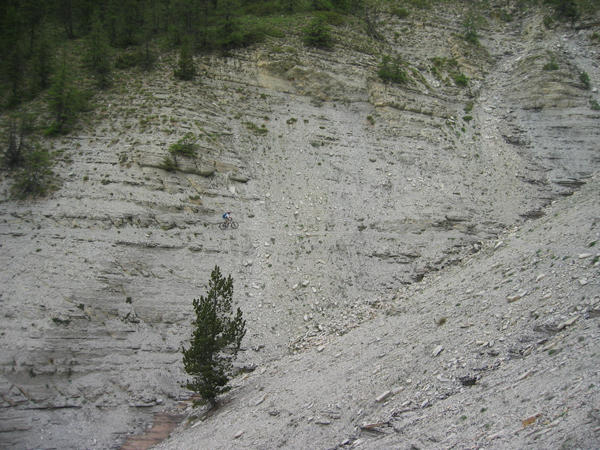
[182,266,246,407]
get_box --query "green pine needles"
[174,41,197,81]
[182,266,246,407]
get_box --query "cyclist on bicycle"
[222,212,232,226]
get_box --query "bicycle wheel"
[219,221,228,230]
[230,221,239,229]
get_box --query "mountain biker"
[222,212,232,226]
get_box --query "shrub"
[174,42,197,81]
[543,56,559,71]
[551,0,578,20]
[169,132,199,158]
[243,121,268,135]
[453,73,469,87]
[46,61,89,136]
[590,99,600,110]
[302,15,334,49]
[2,115,33,168]
[464,30,479,45]
[499,10,513,22]
[543,16,555,28]
[12,145,54,198]
[52,317,71,325]
[378,55,409,84]
[463,13,485,45]
[580,71,591,89]
[182,266,246,406]
[161,156,178,171]
[391,7,410,19]
[463,115,473,122]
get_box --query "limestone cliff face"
[1,3,599,449]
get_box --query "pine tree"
[174,40,196,80]
[84,16,112,89]
[13,144,54,198]
[182,266,246,407]
[46,54,88,135]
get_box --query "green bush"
[549,0,578,20]
[463,115,473,122]
[161,156,178,171]
[12,145,54,198]
[543,57,559,71]
[174,42,196,81]
[302,16,334,49]
[45,59,89,135]
[464,30,479,45]
[378,55,409,84]
[499,9,513,22]
[391,7,410,19]
[590,99,600,110]
[580,71,591,89]
[169,132,199,158]
[453,73,469,87]
[243,121,268,135]
[543,16,555,28]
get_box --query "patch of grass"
[243,121,268,135]
[590,99,600,110]
[463,115,473,122]
[543,57,559,71]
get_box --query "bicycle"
[219,219,239,230]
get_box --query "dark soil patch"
[120,411,185,450]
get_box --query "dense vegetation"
[0,0,598,196]
[1,0,598,108]
[1,0,598,106]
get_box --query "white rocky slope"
[0,2,599,449]
[155,171,600,450]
